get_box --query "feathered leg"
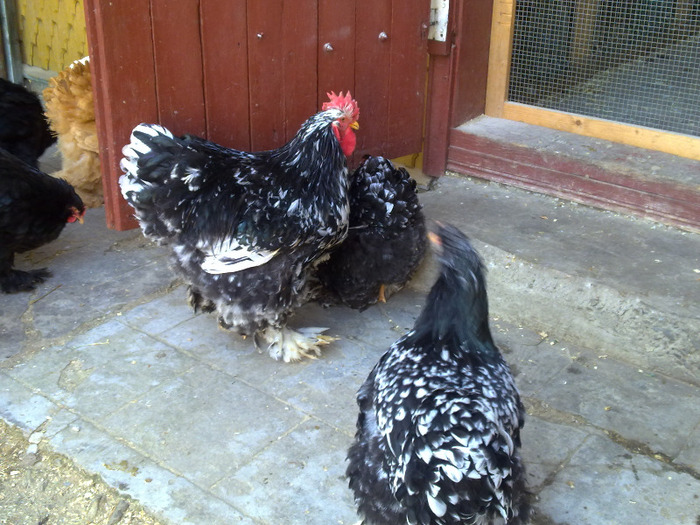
[186,285,216,313]
[0,250,51,293]
[254,326,337,362]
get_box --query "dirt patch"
[0,419,164,525]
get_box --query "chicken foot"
[0,268,51,293]
[377,283,387,303]
[255,326,338,362]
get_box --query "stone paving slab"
[4,207,174,363]
[678,428,700,470]
[49,419,257,525]
[536,351,700,460]
[536,434,699,525]
[100,363,304,487]
[518,416,590,489]
[7,320,195,422]
[1,372,64,430]
[213,417,358,524]
[3,282,700,524]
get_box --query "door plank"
[387,1,430,157]
[318,1,356,107]
[247,0,285,150]
[503,102,700,162]
[150,0,206,137]
[282,0,318,140]
[354,0,392,156]
[201,0,251,149]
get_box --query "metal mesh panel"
[508,0,700,137]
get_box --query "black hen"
[347,223,529,525]
[0,78,55,167]
[0,148,85,293]
[120,92,360,362]
[314,156,426,309]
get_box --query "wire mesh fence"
[508,0,700,137]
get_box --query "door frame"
[423,0,494,176]
[421,0,699,231]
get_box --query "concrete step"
[411,174,700,386]
[448,116,700,232]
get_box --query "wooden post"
[571,0,600,74]
[424,0,494,176]
[84,0,158,230]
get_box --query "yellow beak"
[350,121,359,130]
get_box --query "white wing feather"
[200,237,279,274]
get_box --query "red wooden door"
[85,0,430,230]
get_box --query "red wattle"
[340,130,356,157]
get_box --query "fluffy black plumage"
[119,97,360,362]
[314,156,426,309]
[0,148,84,293]
[347,223,529,525]
[0,78,55,167]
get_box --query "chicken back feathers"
[0,79,55,168]
[315,155,426,309]
[0,148,84,292]
[347,223,529,525]
[119,97,359,361]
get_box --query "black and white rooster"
[347,223,529,524]
[314,155,426,310]
[119,92,359,362]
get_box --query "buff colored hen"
[43,57,103,208]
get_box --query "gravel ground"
[0,419,164,525]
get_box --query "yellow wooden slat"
[17,0,87,71]
[484,0,515,117]
[571,0,601,72]
[502,102,700,162]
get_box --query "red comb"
[322,91,360,122]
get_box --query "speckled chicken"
[314,156,426,309]
[346,223,529,525]
[120,92,359,362]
